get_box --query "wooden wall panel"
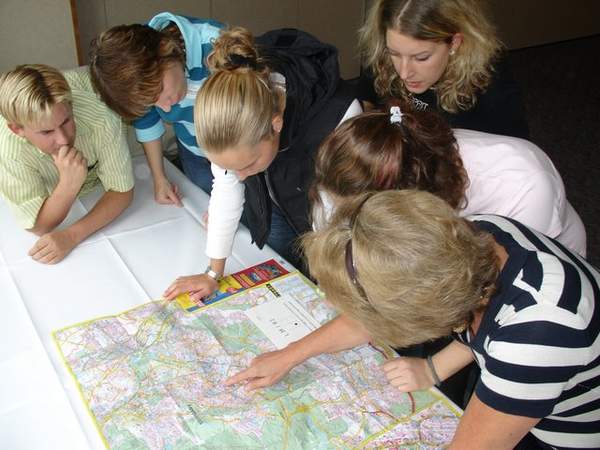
[5,0,600,74]
[299,0,365,78]
[103,0,211,27]
[75,0,107,65]
[211,0,297,34]
[76,0,212,64]
[74,0,366,77]
[0,0,78,71]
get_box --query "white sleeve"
[205,163,245,259]
[312,189,336,230]
[338,99,362,125]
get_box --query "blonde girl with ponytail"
[163,27,361,302]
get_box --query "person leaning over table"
[226,190,600,450]
[309,104,587,408]
[311,105,586,257]
[162,26,361,302]
[0,65,134,264]
[358,0,529,139]
[90,12,223,197]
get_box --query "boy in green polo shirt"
[0,64,134,264]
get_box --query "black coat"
[358,57,529,139]
[243,29,356,249]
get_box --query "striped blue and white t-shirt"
[133,13,222,158]
[462,215,599,450]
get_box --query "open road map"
[54,272,459,449]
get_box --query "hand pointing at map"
[225,348,299,390]
[226,315,372,390]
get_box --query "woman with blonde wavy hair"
[358,0,529,138]
[226,190,600,450]
[162,26,360,302]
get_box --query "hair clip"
[229,53,258,70]
[390,106,403,124]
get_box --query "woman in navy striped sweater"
[228,189,600,450]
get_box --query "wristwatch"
[204,266,222,281]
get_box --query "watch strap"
[204,266,221,281]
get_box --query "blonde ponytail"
[196,27,284,153]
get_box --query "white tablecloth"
[0,156,289,450]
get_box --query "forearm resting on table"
[29,182,80,235]
[225,314,372,389]
[285,314,371,366]
[65,189,133,244]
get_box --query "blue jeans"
[177,143,214,195]
[242,203,303,270]
[267,204,302,268]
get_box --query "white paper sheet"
[245,295,322,349]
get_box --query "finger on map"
[245,378,267,391]
[382,360,398,372]
[224,368,251,386]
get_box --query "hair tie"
[390,106,403,124]
[228,53,258,70]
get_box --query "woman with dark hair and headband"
[311,106,586,256]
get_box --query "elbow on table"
[121,187,134,207]
[109,187,134,211]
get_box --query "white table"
[0,156,289,450]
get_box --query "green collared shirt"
[0,69,134,228]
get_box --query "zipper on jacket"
[264,168,301,236]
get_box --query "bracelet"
[426,355,442,387]
[204,266,222,281]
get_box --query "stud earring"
[449,49,456,56]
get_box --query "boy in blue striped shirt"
[90,13,222,198]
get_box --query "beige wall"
[2,1,600,80]
[0,0,78,72]
[2,1,599,157]
[75,0,365,156]
[74,0,600,80]
[76,0,365,79]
